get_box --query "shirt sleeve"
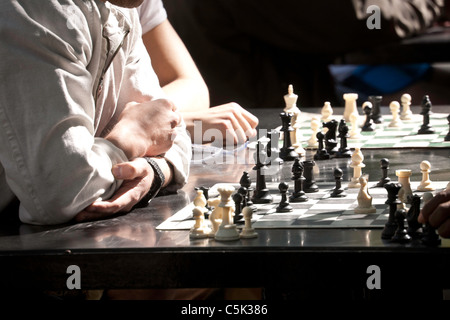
[0,1,128,225]
[136,0,168,34]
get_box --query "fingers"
[419,190,450,223]
[112,158,149,180]
[418,190,450,238]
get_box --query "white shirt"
[137,0,168,34]
[0,0,191,225]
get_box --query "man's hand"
[418,189,450,238]
[75,158,154,222]
[106,99,181,159]
[183,102,259,145]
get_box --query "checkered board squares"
[156,181,449,230]
[296,113,450,149]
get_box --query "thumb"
[112,159,147,180]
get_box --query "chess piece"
[279,112,299,161]
[233,189,244,223]
[266,130,283,166]
[369,95,383,124]
[343,93,359,122]
[215,186,240,241]
[276,182,293,212]
[313,131,330,160]
[321,101,333,122]
[406,194,422,238]
[323,119,339,155]
[376,158,391,187]
[400,93,413,120]
[348,112,362,139]
[335,119,352,158]
[189,206,212,239]
[381,183,402,240]
[354,175,376,213]
[251,141,273,204]
[239,171,257,212]
[306,117,320,148]
[330,167,346,197]
[391,205,411,243]
[283,85,304,156]
[348,147,365,188]
[421,192,441,246]
[445,114,450,141]
[418,95,435,134]
[417,160,435,191]
[396,169,413,204]
[290,159,308,202]
[388,101,402,128]
[240,206,258,239]
[284,84,300,114]
[193,189,209,217]
[303,160,319,193]
[361,102,375,131]
[208,197,222,236]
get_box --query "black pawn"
[303,160,319,193]
[369,95,383,124]
[279,112,299,161]
[445,114,450,141]
[418,95,435,134]
[239,171,256,212]
[421,223,441,246]
[381,183,402,240]
[406,194,422,238]
[251,141,273,204]
[233,190,244,223]
[314,131,330,160]
[376,158,391,188]
[391,206,411,243]
[335,119,352,158]
[330,168,346,197]
[276,182,293,213]
[361,104,376,131]
[290,158,308,202]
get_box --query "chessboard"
[291,112,450,150]
[156,180,448,231]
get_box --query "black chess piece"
[421,222,442,246]
[406,194,422,238]
[330,168,346,197]
[322,119,339,155]
[233,190,244,223]
[251,141,273,204]
[381,183,402,240]
[279,112,299,161]
[239,171,257,212]
[276,182,293,212]
[313,131,330,160]
[335,119,352,158]
[361,103,376,131]
[369,95,383,124]
[290,158,308,202]
[376,158,391,187]
[445,114,450,141]
[418,95,436,134]
[267,130,283,166]
[303,160,319,193]
[391,205,411,243]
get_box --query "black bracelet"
[133,157,165,209]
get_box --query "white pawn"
[307,117,320,148]
[354,175,376,214]
[388,101,403,128]
[417,160,435,191]
[400,93,413,120]
[343,93,359,122]
[321,102,333,122]
[348,112,362,139]
[189,206,211,239]
[214,186,240,241]
[240,206,258,239]
[348,147,365,188]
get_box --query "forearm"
[162,77,210,113]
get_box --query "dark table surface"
[1,106,449,299]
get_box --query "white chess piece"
[189,206,212,239]
[348,147,365,188]
[348,112,362,139]
[193,189,208,215]
[214,186,240,241]
[354,175,376,214]
[396,169,413,204]
[417,160,435,191]
[207,197,222,236]
[240,206,258,239]
[388,101,403,128]
[307,117,320,148]
[400,93,413,120]
[284,85,304,156]
[343,93,359,122]
[321,102,333,122]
